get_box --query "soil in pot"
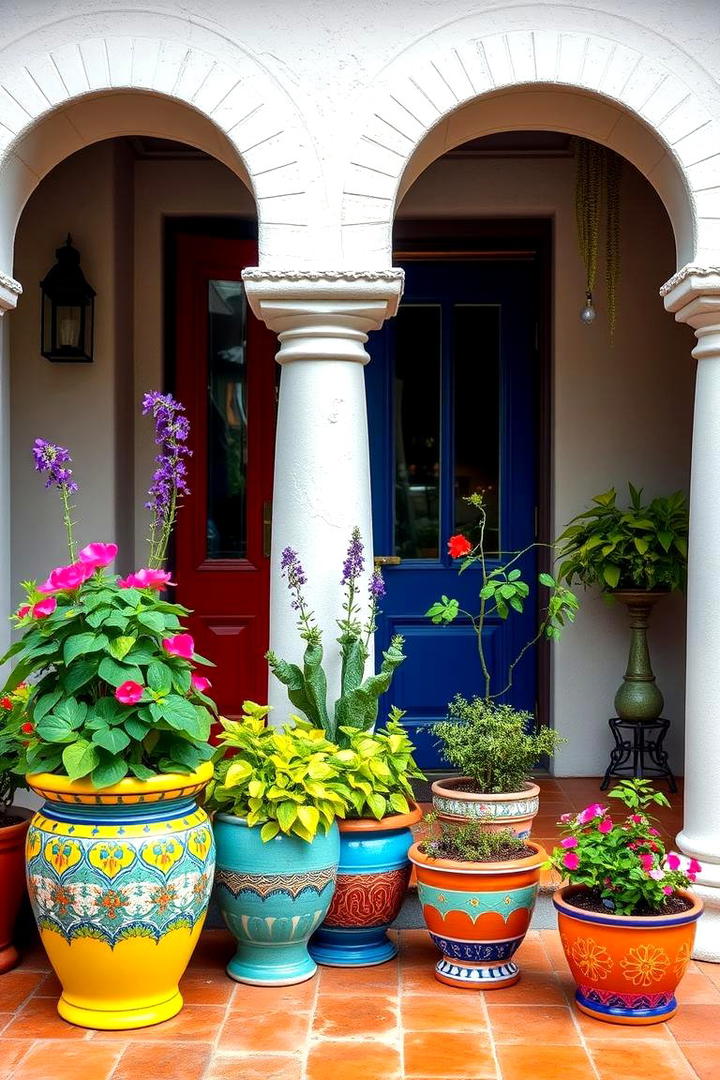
[565,888,693,918]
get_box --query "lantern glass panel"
[56,304,82,349]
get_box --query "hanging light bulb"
[580,291,596,325]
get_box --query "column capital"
[661,264,720,360]
[0,269,22,314]
[241,268,404,364]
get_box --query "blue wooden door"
[366,258,539,769]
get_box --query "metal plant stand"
[600,716,677,792]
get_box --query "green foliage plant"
[421,816,528,863]
[434,694,564,795]
[333,708,425,820]
[548,779,701,915]
[0,684,31,816]
[557,484,688,592]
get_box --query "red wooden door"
[173,234,276,717]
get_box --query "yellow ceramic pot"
[25,764,214,1030]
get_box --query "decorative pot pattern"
[213,813,339,985]
[554,885,702,1024]
[409,840,545,988]
[310,804,421,967]
[0,808,31,974]
[25,766,214,1029]
[431,777,540,837]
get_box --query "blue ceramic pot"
[309,804,421,967]
[213,814,339,985]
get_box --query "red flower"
[447,534,472,559]
[0,697,12,710]
[16,605,31,618]
[21,722,34,734]
[115,681,144,705]
[32,597,57,618]
[562,851,580,871]
[191,674,211,694]
[163,633,195,660]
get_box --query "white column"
[242,269,403,719]
[663,265,720,960]
[0,270,22,679]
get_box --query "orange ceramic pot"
[0,808,32,974]
[554,885,703,1024]
[431,777,540,837]
[409,840,546,988]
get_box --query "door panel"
[173,234,277,717]
[366,258,539,769]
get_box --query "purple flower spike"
[32,438,78,493]
[143,392,191,517]
[341,527,365,585]
[369,569,386,601]
[280,547,307,591]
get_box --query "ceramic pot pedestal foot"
[310,926,397,967]
[57,989,183,1030]
[575,987,677,1025]
[435,957,520,988]
[226,942,317,986]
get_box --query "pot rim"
[431,777,540,803]
[0,805,32,837]
[553,883,703,927]
[338,800,423,833]
[408,838,546,875]
[26,760,213,798]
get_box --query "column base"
[688,883,720,962]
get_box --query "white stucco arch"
[340,8,720,269]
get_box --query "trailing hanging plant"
[574,137,622,341]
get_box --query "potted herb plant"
[206,704,353,986]
[309,708,425,968]
[0,684,33,974]
[550,778,702,1024]
[409,817,546,988]
[427,493,577,833]
[557,485,688,720]
[0,393,217,1029]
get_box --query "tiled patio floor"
[3,777,718,1080]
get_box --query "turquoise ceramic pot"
[213,814,339,985]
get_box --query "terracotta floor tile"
[677,1043,720,1080]
[9,1039,123,1079]
[205,1053,302,1080]
[537,933,571,972]
[696,961,720,988]
[92,1004,227,1043]
[401,962,484,996]
[0,1011,13,1033]
[0,971,45,1010]
[178,969,235,1006]
[112,1041,212,1080]
[317,960,398,992]
[572,1007,674,1043]
[667,1004,720,1043]
[401,993,487,1031]
[1,1039,34,1074]
[487,1004,580,1044]
[511,937,553,972]
[313,991,396,1038]
[307,1040,402,1080]
[484,970,569,1006]
[1,998,88,1039]
[587,1039,698,1079]
[230,976,317,1015]
[217,1009,311,1053]
[495,1043,594,1080]
[675,970,720,1004]
[186,930,236,970]
[403,1030,496,1078]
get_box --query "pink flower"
[577,803,607,825]
[665,852,681,871]
[39,561,93,593]
[662,886,674,895]
[639,853,655,872]
[191,674,211,694]
[630,814,643,824]
[115,681,144,705]
[118,568,174,590]
[648,868,665,881]
[78,542,118,569]
[597,817,613,834]
[689,859,702,876]
[562,852,580,871]
[560,836,578,849]
[32,597,57,618]
[558,812,574,824]
[162,633,195,660]
[16,604,31,618]
[649,828,660,836]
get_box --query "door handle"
[373,555,402,567]
[263,500,272,559]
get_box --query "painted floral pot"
[554,884,703,1025]
[213,814,339,986]
[431,777,540,837]
[0,808,32,974]
[310,802,422,967]
[25,764,214,1029]
[409,840,545,988]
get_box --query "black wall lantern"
[40,235,95,362]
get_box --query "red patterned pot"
[0,808,31,974]
[310,803,422,966]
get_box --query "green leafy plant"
[206,703,354,843]
[548,779,700,915]
[0,684,31,816]
[334,708,425,819]
[421,816,528,862]
[267,529,405,743]
[434,694,564,795]
[557,484,688,592]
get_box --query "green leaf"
[538,572,556,588]
[62,658,99,695]
[389,792,410,814]
[108,636,137,660]
[137,611,167,634]
[603,564,621,589]
[35,714,76,743]
[366,792,387,820]
[91,727,131,754]
[62,740,100,780]
[158,696,210,740]
[296,804,319,835]
[260,821,280,843]
[124,717,150,740]
[32,689,62,724]
[147,661,173,694]
[63,633,103,666]
[277,800,298,832]
[129,762,156,780]
[54,698,87,729]
[98,657,143,688]
[91,755,129,789]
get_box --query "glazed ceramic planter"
[25,764,214,1029]
[409,839,546,988]
[431,777,540,837]
[0,807,32,974]
[310,802,422,967]
[213,814,339,986]
[554,885,703,1024]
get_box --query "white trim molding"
[0,270,22,314]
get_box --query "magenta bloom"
[560,836,578,849]
[662,886,674,895]
[689,858,702,875]
[32,597,57,618]
[78,542,118,569]
[665,852,681,871]
[39,561,93,593]
[16,604,31,618]
[630,814,644,824]
[191,674,211,694]
[163,633,195,660]
[562,851,580,871]
[577,803,607,825]
[639,853,655,872]
[597,817,613,834]
[115,681,144,705]
[119,568,174,590]
[558,812,575,824]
